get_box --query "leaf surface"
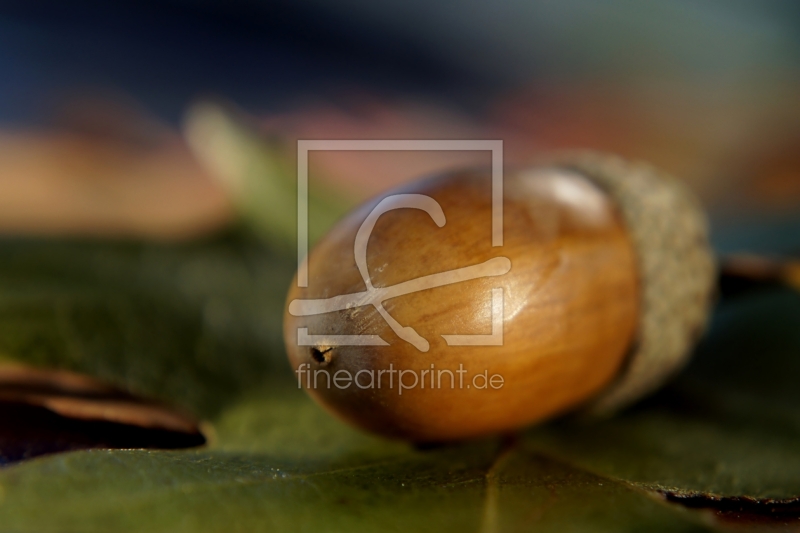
[0,241,798,531]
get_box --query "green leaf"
[0,237,798,530]
[524,289,800,502]
[0,234,295,417]
[0,383,709,532]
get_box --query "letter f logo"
[289,194,510,352]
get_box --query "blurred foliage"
[184,103,353,251]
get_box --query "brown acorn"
[283,154,715,442]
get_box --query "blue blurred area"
[0,0,486,124]
[0,0,798,124]
[713,215,800,256]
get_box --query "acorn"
[283,153,715,442]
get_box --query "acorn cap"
[549,153,717,415]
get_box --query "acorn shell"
[284,163,643,441]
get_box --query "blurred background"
[1,0,799,253]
